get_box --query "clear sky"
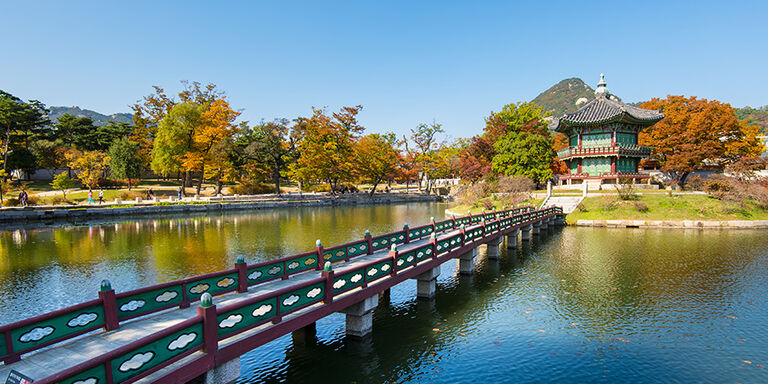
[2,1,766,138]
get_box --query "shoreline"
[572,218,768,229]
[0,194,442,227]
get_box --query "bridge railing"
[0,205,553,365]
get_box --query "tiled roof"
[556,94,664,129]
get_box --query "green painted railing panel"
[435,239,451,254]
[279,283,324,313]
[112,323,203,382]
[365,260,392,282]
[10,304,105,353]
[286,254,318,274]
[0,336,6,358]
[409,226,432,240]
[346,241,368,258]
[389,232,406,246]
[413,244,433,262]
[371,232,404,251]
[217,298,277,337]
[333,269,365,294]
[246,262,284,285]
[323,247,347,263]
[117,285,184,320]
[186,272,239,300]
[396,250,417,269]
[59,365,107,384]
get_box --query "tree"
[484,101,551,144]
[354,133,400,196]
[0,91,49,175]
[408,121,444,193]
[491,131,556,183]
[108,138,143,189]
[151,102,204,193]
[639,96,764,187]
[290,106,364,192]
[241,120,296,195]
[189,99,239,194]
[54,114,98,150]
[65,149,109,191]
[457,136,493,182]
[51,173,77,200]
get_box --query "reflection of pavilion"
[553,74,664,189]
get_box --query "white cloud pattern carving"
[248,270,263,280]
[119,352,154,372]
[189,284,209,294]
[155,291,178,303]
[407,256,414,262]
[167,333,197,351]
[396,260,404,266]
[67,313,98,327]
[268,266,281,275]
[333,279,347,289]
[306,287,322,298]
[350,274,362,283]
[73,378,98,384]
[367,268,378,276]
[381,264,391,271]
[219,314,243,329]
[287,261,300,270]
[120,300,145,312]
[282,295,300,306]
[19,326,54,343]
[252,304,272,317]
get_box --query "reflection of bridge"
[0,206,563,384]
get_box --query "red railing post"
[321,262,334,304]
[315,240,324,271]
[3,330,19,364]
[451,214,457,229]
[180,281,190,308]
[429,216,437,233]
[99,280,119,331]
[388,245,398,276]
[430,233,438,259]
[198,293,218,354]
[403,223,410,244]
[460,224,466,247]
[235,255,248,293]
[365,230,373,255]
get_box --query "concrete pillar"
[414,266,441,299]
[521,225,532,241]
[507,229,519,249]
[341,295,378,338]
[532,222,540,236]
[291,322,317,347]
[379,288,391,305]
[205,357,240,384]
[486,237,502,260]
[457,248,478,275]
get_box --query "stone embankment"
[0,193,441,225]
[573,219,768,229]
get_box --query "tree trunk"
[216,179,223,195]
[369,178,381,197]
[273,165,281,195]
[181,172,187,197]
[196,165,204,196]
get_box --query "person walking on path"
[98,189,104,204]
[87,190,94,205]
[177,187,183,201]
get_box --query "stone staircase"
[540,195,584,214]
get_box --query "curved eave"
[556,113,664,132]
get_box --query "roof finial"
[595,73,608,96]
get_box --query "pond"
[1,204,766,383]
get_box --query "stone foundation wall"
[573,219,768,229]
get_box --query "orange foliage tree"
[639,95,764,188]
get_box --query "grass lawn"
[566,194,768,223]
[449,197,543,215]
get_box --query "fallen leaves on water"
[538,329,546,333]
[748,302,756,305]
[612,337,630,343]
[738,338,746,342]
[433,328,441,333]
[756,364,765,368]
[571,322,579,326]
[742,360,752,364]
[540,295,547,299]
[492,341,502,346]
[726,315,738,319]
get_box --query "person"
[149,188,155,200]
[18,191,24,207]
[177,187,183,201]
[98,189,104,204]
[88,190,94,205]
[22,191,28,207]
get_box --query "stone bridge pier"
[341,295,379,338]
[521,225,532,241]
[507,229,520,249]
[486,237,502,260]
[457,248,478,275]
[414,266,441,299]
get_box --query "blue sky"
[2,1,766,138]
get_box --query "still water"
[1,204,767,383]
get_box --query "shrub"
[685,175,705,191]
[576,203,588,212]
[2,197,20,207]
[119,191,144,201]
[304,184,330,193]
[615,178,639,200]
[703,175,734,199]
[497,176,535,194]
[231,183,276,195]
[482,199,496,210]
[633,201,649,212]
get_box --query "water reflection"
[0,203,447,325]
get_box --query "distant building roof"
[554,74,664,131]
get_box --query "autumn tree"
[354,133,400,196]
[291,106,364,192]
[406,121,445,193]
[151,102,203,193]
[185,99,239,194]
[457,136,493,182]
[65,149,109,191]
[639,96,764,188]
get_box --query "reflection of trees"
[544,228,762,337]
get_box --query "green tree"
[241,120,296,195]
[151,102,203,193]
[51,172,77,200]
[492,131,556,183]
[54,114,98,150]
[108,138,143,189]
[0,91,49,175]
[354,133,400,196]
[407,121,444,194]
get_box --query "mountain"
[47,106,133,126]
[734,106,768,134]
[532,78,597,118]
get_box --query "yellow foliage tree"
[65,149,109,191]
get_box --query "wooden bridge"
[0,206,563,384]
